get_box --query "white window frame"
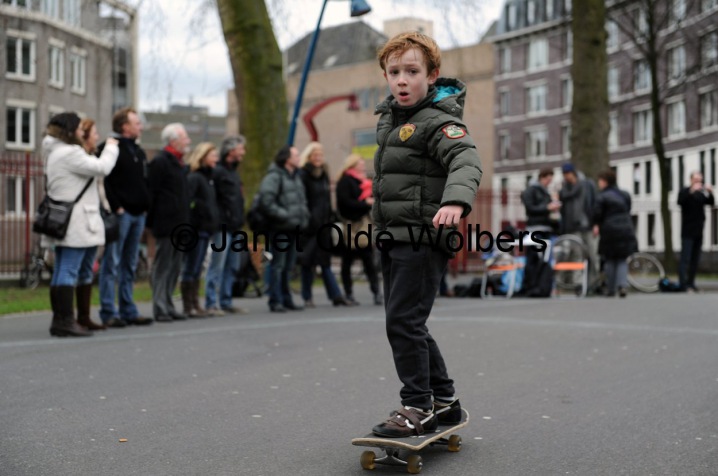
[633,7,648,37]
[2,0,30,7]
[633,107,653,145]
[564,30,573,61]
[561,123,571,157]
[526,0,537,25]
[527,37,548,71]
[4,176,34,218]
[561,77,573,109]
[608,66,620,100]
[703,0,718,12]
[499,88,510,117]
[700,89,718,129]
[41,0,59,18]
[670,0,686,24]
[667,44,686,81]
[63,0,81,27]
[666,99,686,138]
[5,100,36,150]
[634,59,650,92]
[609,112,619,150]
[499,46,511,74]
[70,47,87,95]
[48,38,65,88]
[499,131,511,161]
[506,2,518,30]
[526,83,547,115]
[606,20,619,52]
[5,30,36,82]
[702,31,718,68]
[525,127,548,160]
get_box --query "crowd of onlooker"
[40,109,380,338]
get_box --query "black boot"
[180,281,196,317]
[50,286,93,337]
[76,284,106,330]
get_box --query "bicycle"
[20,241,54,289]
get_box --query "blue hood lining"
[434,85,461,103]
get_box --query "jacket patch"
[399,123,416,142]
[442,125,465,139]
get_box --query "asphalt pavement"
[2,286,718,475]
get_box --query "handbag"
[101,207,120,243]
[33,177,94,239]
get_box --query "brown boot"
[191,280,208,317]
[180,281,196,317]
[76,284,106,331]
[50,286,93,337]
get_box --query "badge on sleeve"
[442,124,466,139]
[399,123,416,142]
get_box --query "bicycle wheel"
[20,260,42,289]
[552,234,589,291]
[626,252,665,293]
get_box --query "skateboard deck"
[352,409,469,473]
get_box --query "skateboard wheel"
[406,454,422,474]
[360,450,376,470]
[447,435,462,452]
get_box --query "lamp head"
[350,0,371,17]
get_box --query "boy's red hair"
[377,31,441,74]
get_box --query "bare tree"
[570,0,610,180]
[216,0,288,198]
[607,0,712,271]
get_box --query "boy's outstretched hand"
[432,205,463,228]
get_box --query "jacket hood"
[375,77,467,119]
[41,135,63,161]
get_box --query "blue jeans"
[51,246,98,287]
[301,265,342,302]
[205,230,244,309]
[99,212,146,321]
[181,233,210,282]
[678,235,703,290]
[267,233,298,308]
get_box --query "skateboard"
[351,409,469,474]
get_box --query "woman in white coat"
[42,113,118,337]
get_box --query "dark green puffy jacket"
[257,164,310,232]
[372,78,483,254]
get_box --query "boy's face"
[384,47,439,107]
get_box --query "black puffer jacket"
[372,78,483,253]
[188,166,220,234]
[593,186,637,259]
[213,160,245,232]
[300,163,333,234]
[257,164,310,232]
[336,174,371,222]
[522,181,554,229]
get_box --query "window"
[700,89,718,129]
[5,32,36,81]
[70,49,86,94]
[645,160,652,194]
[564,0,572,14]
[670,0,686,23]
[561,124,571,156]
[527,37,548,71]
[561,78,572,108]
[41,0,59,18]
[634,59,650,92]
[647,213,656,247]
[633,163,641,195]
[667,45,686,80]
[499,132,510,161]
[609,113,619,149]
[505,2,517,30]
[526,84,547,114]
[703,0,718,12]
[49,42,64,88]
[701,32,718,68]
[606,20,619,51]
[564,30,573,61]
[633,108,653,144]
[678,155,685,187]
[2,0,30,7]
[633,7,648,37]
[63,0,81,27]
[608,66,619,100]
[499,46,511,74]
[701,150,706,178]
[525,128,548,159]
[546,0,554,19]
[4,176,32,216]
[6,104,35,149]
[499,89,510,116]
[667,100,685,137]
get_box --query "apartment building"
[490,0,718,258]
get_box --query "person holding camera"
[678,171,714,293]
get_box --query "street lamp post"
[286,0,371,146]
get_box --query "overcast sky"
[132,0,502,115]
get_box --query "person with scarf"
[335,154,381,305]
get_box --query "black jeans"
[678,235,703,290]
[341,247,380,297]
[381,243,455,410]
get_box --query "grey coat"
[257,164,310,232]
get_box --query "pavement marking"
[3,311,718,350]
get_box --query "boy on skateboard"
[370,31,482,437]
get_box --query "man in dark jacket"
[147,123,191,322]
[522,167,561,234]
[204,136,247,315]
[98,108,153,327]
[256,145,310,312]
[677,171,714,292]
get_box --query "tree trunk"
[216,0,288,200]
[570,0,609,181]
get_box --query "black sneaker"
[434,399,462,425]
[372,406,437,438]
